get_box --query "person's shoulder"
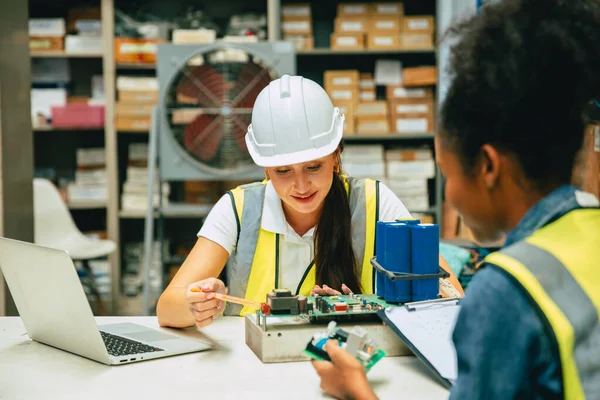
[462,262,536,313]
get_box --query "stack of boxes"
[281,3,314,51]
[387,83,435,135]
[325,65,436,136]
[67,148,108,205]
[341,145,435,215]
[400,15,435,50]
[121,143,170,212]
[29,19,66,53]
[116,77,158,132]
[384,147,435,212]
[331,3,435,51]
[367,3,404,50]
[324,70,359,134]
[332,4,369,50]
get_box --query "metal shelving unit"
[27,0,442,315]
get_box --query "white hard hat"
[245,74,344,167]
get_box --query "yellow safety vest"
[485,208,600,399]
[223,176,379,316]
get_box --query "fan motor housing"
[157,42,296,181]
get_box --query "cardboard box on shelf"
[367,33,400,49]
[356,101,388,117]
[343,161,385,178]
[117,77,158,92]
[391,113,434,134]
[359,73,375,89]
[282,17,312,36]
[343,144,385,160]
[338,3,369,17]
[335,17,368,34]
[387,159,436,179]
[172,29,216,44]
[369,16,402,33]
[116,102,154,117]
[402,16,435,33]
[284,35,314,51]
[328,88,359,103]
[400,33,434,49]
[282,3,311,18]
[386,85,434,100]
[29,19,66,37]
[389,98,435,118]
[114,38,164,64]
[359,89,376,102]
[324,70,360,89]
[368,2,404,16]
[330,33,364,50]
[65,35,102,53]
[403,66,437,86]
[116,116,151,132]
[356,115,390,135]
[29,37,64,52]
[119,90,159,104]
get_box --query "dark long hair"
[314,148,362,293]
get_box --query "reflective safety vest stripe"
[485,208,600,399]
[223,176,379,316]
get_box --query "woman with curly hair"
[311,0,600,399]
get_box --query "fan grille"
[165,48,276,171]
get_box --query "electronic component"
[303,321,386,372]
[298,295,307,313]
[266,289,299,315]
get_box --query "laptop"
[0,236,212,365]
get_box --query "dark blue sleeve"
[448,265,562,400]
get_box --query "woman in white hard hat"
[156,75,463,329]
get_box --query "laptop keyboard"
[100,331,164,357]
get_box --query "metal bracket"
[370,256,449,281]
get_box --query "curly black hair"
[439,0,600,191]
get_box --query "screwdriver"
[190,287,271,315]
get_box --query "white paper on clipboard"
[380,300,461,385]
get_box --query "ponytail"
[314,164,362,293]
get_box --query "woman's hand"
[312,340,378,400]
[311,283,354,296]
[185,278,226,328]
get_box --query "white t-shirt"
[198,180,412,291]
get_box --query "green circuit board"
[258,293,393,322]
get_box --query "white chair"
[33,178,116,315]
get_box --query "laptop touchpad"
[126,331,180,343]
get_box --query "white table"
[0,316,449,400]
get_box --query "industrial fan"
[141,42,295,315]
[155,42,296,180]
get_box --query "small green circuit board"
[303,347,386,372]
[303,326,387,372]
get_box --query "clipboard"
[377,298,461,390]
